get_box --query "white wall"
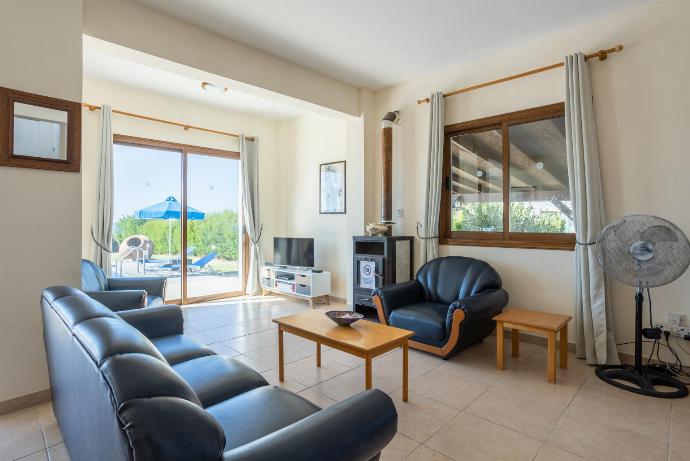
[0,0,83,403]
[81,76,286,263]
[277,114,353,300]
[373,0,690,360]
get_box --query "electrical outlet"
[653,321,690,338]
[395,209,404,218]
[667,312,688,326]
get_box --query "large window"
[440,103,575,250]
[112,135,246,304]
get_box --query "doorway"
[111,134,246,304]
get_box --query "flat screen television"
[273,237,314,268]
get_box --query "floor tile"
[380,433,420,461]
[46,444,70,461]
[669,402,690,461]
[549,405,668,461]
[465,390,566,441]
[533,442,587,461]
[0,407,46,461]
[389,389,459,443]
[222,329,278,353]
[488,370,581,409]
[373,348,442,384]
[321,348,364,369]
[260,368,306,393]
[296,389,337,409]
[425,412,543,461]
[15,450,48,461]
[284,356,350,387]
[409,366,489,410]
[205,342,241,357]
[404,445,451,461]
[567,375,671,441]
[436,354,507,385]
[312,366,400,402]
[35,403,62,448]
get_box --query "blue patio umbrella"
[134,196,205,261]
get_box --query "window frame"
[112,134,250,303]
[439,102,575,251]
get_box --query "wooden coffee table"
[493,308,572,383]
[273,311,414,401]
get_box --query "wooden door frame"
[113,134,246,304]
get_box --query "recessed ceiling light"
[201,82,227,93]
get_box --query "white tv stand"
[261,265,331,308]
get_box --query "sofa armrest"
[221,390,397,461]
[374,280,424,318]
[447,288,509,330]
[108,277,167,298]
[85,290,146,311]
[117,305,184,338]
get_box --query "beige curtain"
[421,92,444,264]
[91,105,113,275]
[240,135,263,295]
[565,53,619,365]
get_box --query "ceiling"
[136,0,649,89]
[83,38,311,120]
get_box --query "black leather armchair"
[81,259,166,311]
[373,256,509,359]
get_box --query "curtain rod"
[417,44,623,105]
[82,103,255,141]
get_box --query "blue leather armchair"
[373,256,509,359]
[81,259,166,311]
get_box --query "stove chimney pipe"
[381,111,399,225]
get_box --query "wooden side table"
[493,308,572,383]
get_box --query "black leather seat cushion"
[151,334,215,365]
[173,355,268,407]
[147,295,164,307]
[207,386,320,450]
[389,302,449,344]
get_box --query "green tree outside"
[113,210,240,261]
[452,202,569,233]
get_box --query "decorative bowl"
[365,223,389,236]
[325,310,364,327]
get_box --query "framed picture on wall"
[319,160,346,214]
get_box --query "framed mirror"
[0,87,81,172]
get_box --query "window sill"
[440,237,575,251]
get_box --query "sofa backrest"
[416,256,502,305]
[80,259,107,291]
[41,286,225,461]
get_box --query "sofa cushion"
[102,353,202,407]
[389,302,449,344]
[147,295,164,308]
[51,294,119,329]
[208,386,320,451]
[173,355,268,407]
[152,334,216,365]
[73,317,166,366]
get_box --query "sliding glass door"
[111,136,244,304]
[185,152,244,301]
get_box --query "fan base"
[595,365,688,398]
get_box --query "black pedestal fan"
[595,215,690,398]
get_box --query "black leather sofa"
[373,256,509,359]
[41,286,397,461]
[81,259,166,310]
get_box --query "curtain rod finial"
[615,44,624,52]
[417,97,430,105]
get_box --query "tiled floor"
[2,295,688,461]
